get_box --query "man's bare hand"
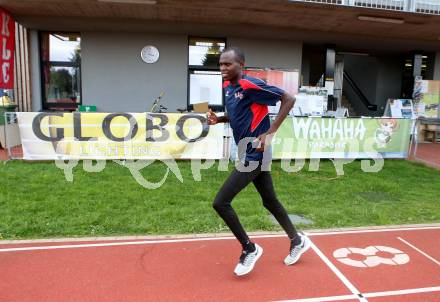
[253,132,274,152]
[206,108,218,125]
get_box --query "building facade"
[2,0,440,116]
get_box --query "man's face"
[219,51,243,81]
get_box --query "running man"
[207,47,310,276]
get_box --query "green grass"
[0,159,439,240]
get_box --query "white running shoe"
[284,234,311,266]
[234,243,263,276]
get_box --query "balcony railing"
[290,0,440,15]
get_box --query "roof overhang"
[2,0,440,53]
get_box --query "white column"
[406,0,416,12]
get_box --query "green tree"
[69,45,81,93]
[201,43,222,67]
[49,68,73,100]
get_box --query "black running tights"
[212,163,298,247]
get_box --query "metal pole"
[408,117,418,160]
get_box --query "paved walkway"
[409,142,440,169]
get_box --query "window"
[40,32,81,111]
[189,70,223,106]
[188,37,225,110]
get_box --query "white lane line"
[1,225,439,245]
[1,224,438,245]
[274,294,357,302]
[0,234,294,252]
[364,286,440,298]
[274,286,440,302]
[397,237,440,266]
[1,226,439,253]
[307,238,367,302]
[305,226,440,236]
[0,236,239,252]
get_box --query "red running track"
[0,225,439,302]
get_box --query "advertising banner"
[272,117,412,159]
[16,113,412,160]
[0,8,15,89]
[17,112,224,160]
[413,78,440,118]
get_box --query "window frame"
[187,36,227,112]
[39,31,82,111]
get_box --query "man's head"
[219,47,245,82]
